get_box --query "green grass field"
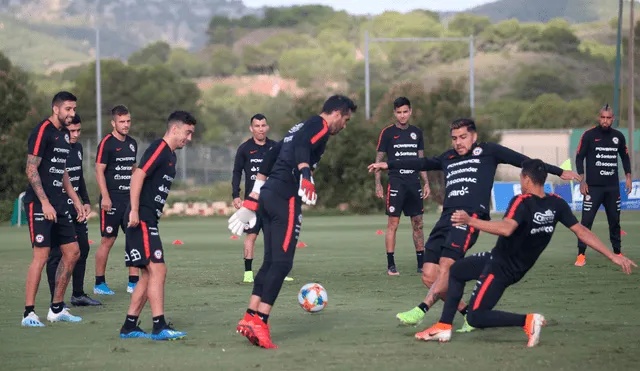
[1,214,639,370]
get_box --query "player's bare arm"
[418,149,430,199]
[570,223,637,274]
[374,151,385,198]
[127,168,146,228]
[62,170,86,222]
[26,154,56,222]
[451,210,518,237]
[95,163,111,211]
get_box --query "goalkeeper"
[228,95,358,349]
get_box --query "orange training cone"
[172,239,184,245]
[296,242,307,248]
[621,230,627,236]
[230,235,239,240]
[88,239,94,245]
[376,230,384,235]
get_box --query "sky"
[241,0,495,15]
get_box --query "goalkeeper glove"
[228,196,258,236]
[298,167,317,206]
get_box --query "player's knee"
[62,246,81,262]
[387,217,400,230]
[421,270,436,288]
[465,310,486,329]
[411,216,423,229]
[271,260,293,279]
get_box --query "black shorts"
[244,213,263,235]
[124,219,164,267]
[99,195,128,238]
[259,188,302,263]
[423,210,486,264]
[24,201,76,248]
[386,180,423,217]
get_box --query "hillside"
[0,0,258,71]
[460,0,623,23]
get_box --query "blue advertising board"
[491,181,640,212]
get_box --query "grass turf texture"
[1,213,639,370]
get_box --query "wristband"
[251,179,265,194]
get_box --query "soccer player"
[118,111,196,340]
[374,97,429,275]
[574,104,632,266]
[368,118,580,331]
[415,159,636,347]
[229,95,357,349]
[231,114,292,283]
[46,114,101,306]
[94,105,139,295]
[21,91,87,327]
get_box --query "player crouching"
[415,159,636,347]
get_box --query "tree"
[127,41,172,66]
[166,48,211,78]
[73,60,201,140]
[448,14,491,36]
[0,51,48,221]
[516,94,597,129]
[209,45,240,77]
[510,66,577,100]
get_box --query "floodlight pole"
[95,0,102,144]
[630,0,636,178]
[364,35,475,120]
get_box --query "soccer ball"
[297,283,328,312]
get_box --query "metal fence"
[81,139,236,186]
[79,139,639,188]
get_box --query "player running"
[368,118,580,331]
[229,95,357,349]
[231,114,292,283]
[415,159,636,347]
[375,97,430,275]
[94,105,139,295]
[46,114,101,306]
[574,104,632,266]
[118,111,196,340]
[22,91,87,327]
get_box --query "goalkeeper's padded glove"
[298,167,317,206]
[228,196,258,236]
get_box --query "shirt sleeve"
[503,194,529,226]
[231,143,245,198]
[575,129,590,175]
[294,118,328,167]
[376,126,391,153]
[78,145,91,204]
[555,195,579,228]
[617,134,632,175]
[27,123,48,157]
[388,156,442,171]
[139,141,168,175]
[259,140,282,177]
[489,142,563,176]
[132,139,138,164]
[417,128,425,151]
[96,136,111,165]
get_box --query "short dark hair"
[250,113,267,125]
[111,105,129,119]
[70,114,82,125]
[52,91,77,107]
[450,118,476,133]
[167,110,197,128]
[321,95,357,116]
[393,97,411,110]
[521,159,547,186]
